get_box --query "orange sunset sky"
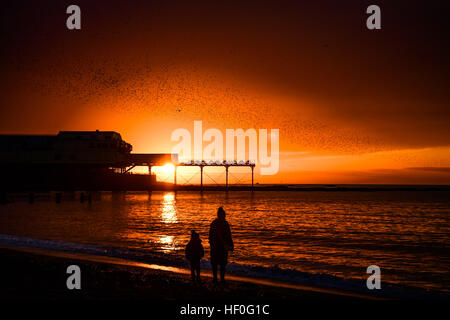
[1,0,449,184]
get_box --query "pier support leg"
[226,166,229,190]
[174,165,177,190]
[148,165,153,191]
[251,166,254,190]
[200,166,204,191]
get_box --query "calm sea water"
[1,191,449,294]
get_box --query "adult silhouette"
[209,207,234,283]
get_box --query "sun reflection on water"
[156,192,179,253]
[158,235,176,253]
[161,192,178,223]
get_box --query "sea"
[0,189,449,298]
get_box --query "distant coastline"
[161,184,450,192]
[2,183,450,194]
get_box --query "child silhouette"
[185,230,204,282]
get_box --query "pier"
[0,131,256,192]
[121,154,256,190]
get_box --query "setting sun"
[161,164,175,175]
[151,164,175,182]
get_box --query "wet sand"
[0,245,372,301]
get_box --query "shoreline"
[0,244,377,301]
